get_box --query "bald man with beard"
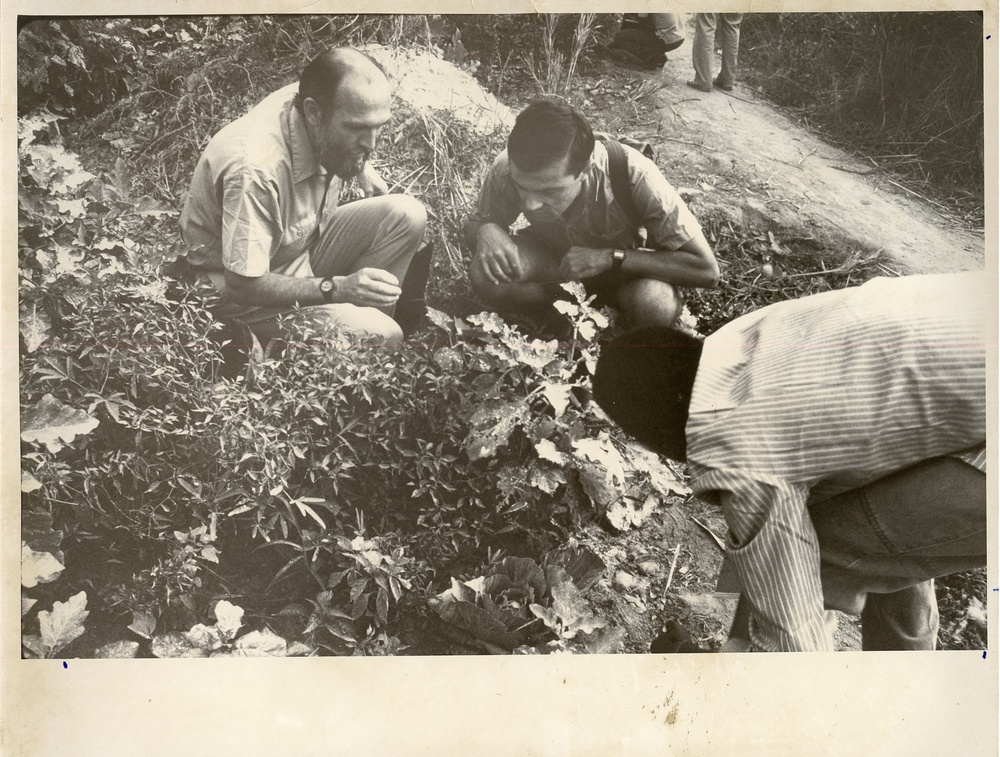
[180,48,428,345]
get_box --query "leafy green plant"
[20,510,85,659]
[266,530,423,655]
[429,543,624,654]
[22,592,89,659]
[150,600,309,658]
[17,39,683,657]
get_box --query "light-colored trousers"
[647,13,685,46]
[208,194,426,345]
[692,13,744,89]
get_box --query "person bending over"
[594,272,986,652]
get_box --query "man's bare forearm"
[463,219,509,251]
[222,271,336,308]
[630,232,720,289]
[620,247,720,289]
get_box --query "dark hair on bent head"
[592,326,704,462]
[507,98,595,176]
[294,48,386,118]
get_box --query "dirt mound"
[365,44,514,136]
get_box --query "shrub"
[20,112,685,655]
[740,12,984,196]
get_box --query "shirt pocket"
[274,211,319,269]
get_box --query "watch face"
[320,278,334,293]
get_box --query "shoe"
[686,80,712,93]
[395,299,428,339]
[663,38,684,53]
[649,619,711,653]
[713,77,734,92]
[396,242,434,337]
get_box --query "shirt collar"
[285,99,327,184]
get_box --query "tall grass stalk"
[531,14,565,96]
[531,13,599,98]
[563,13,596,94]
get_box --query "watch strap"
[319,276,335,303]
[611,248,626,273]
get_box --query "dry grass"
[686,210,890,335]
[740,12,984,222]
[531,13,599,98]
[376,101,508,310]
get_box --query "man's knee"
[616,278,682,326]
[468,235,557,312]
[384,194,427,240]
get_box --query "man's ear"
[302,97,323,127]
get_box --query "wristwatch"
[318,276,336,303]
[611,248,627,273]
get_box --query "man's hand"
[337,268,401,308]
[357,163,389,198]
[475,224,523,284]
[558,246,613,281]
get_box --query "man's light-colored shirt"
[469,140,701,252]
[686,271,988,652]
[179,83,342,277]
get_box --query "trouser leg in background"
[810,455,986,650]
[691,14,717,89]
[649,13,685,50]
[714,14,743,89]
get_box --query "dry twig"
[664,543,683,591]
[691,517,726,552]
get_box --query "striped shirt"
[686,272,989,652]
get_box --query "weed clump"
[740,12,984,211]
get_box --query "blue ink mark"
[982,650,987,659]
[62,661,68,669]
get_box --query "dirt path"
[647,62,985,276]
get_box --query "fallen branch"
[832,165,877,176]
[779,252,883,280]
[886,178,950,211]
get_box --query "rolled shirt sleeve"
[221,168,283,278]
[626,147,702,251]
[179,83,330,278]
[704,472,836,652]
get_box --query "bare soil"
[646,58,985,276]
